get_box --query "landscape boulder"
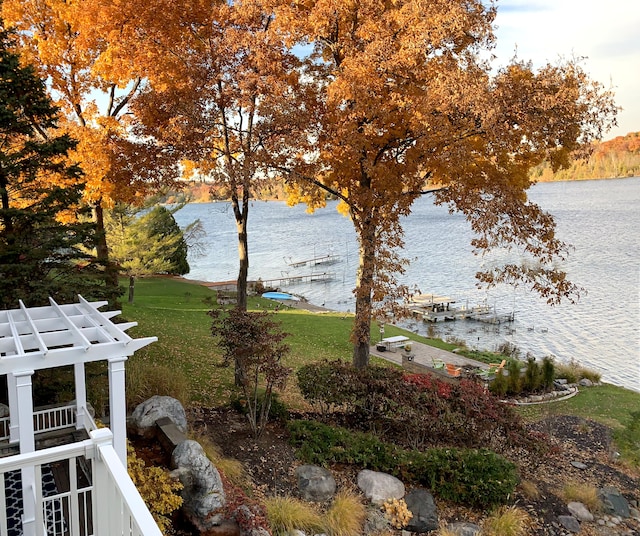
[567,501,594,522]
[357,469,404,505]
[171,440,226,531]
[130,395,187,438]
[404,489,439,533]
[446,521,481,536]
[295,465,336,502]
[599,486,630,518]
[557,515,581,533]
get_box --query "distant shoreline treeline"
[166,132,640,204]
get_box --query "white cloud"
[492,0,640,140]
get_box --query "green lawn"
[120,277,640,464]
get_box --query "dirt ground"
[180,407,639,536]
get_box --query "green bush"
[288,420,517,508]
[522,357,542,393]
[541,356,555,390]
[412,447,518,508]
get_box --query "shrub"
[490,369,509,397]
[482,506,530,536]
[127,444,183,534]
[541,356,555,390]
[413,448,518,508]
[522,357,542,393]
[289,420,518,508]
[264,495,323,536]
[323,490,366,536]
[210,309,292,438]
[506,359,523,395]
[298,363,540,453]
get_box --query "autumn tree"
[271,0,618,367]
[2,0,181,296]
[125,0,309,311]
[0,25,113,308]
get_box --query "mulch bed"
[152,407,640,536]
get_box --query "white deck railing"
[0,428,162,536]
[0,403,80,442]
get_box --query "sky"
[491,0,640,141]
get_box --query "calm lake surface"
[174,177,640,392]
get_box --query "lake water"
[174,177,640,393]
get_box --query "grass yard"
[119,276,640,465]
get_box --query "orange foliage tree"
[120,0,309,311]
[271,0,618,367]
[2,0,180,294]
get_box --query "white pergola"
[0,295,156,463]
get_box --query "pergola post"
[15,370,36,536]
[74,362,88,430]
[108,356,128,465]
[7,372,19,444]
[15,370,35,453]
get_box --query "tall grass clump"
[559,481,602,512]
[264,495,323,536]
[482,506,530,536]
[322,490,366,536]
[126,359,189,410]
[554,358,601,384]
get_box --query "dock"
[259,271,336,286]
[408,293,514,324]
[286,254,341,268]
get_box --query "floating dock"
[260,271,336,286]
[285,254,341,268]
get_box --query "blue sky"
[492,0,640,140]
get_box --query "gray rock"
[130,395,187,437]
[568,501,594,522]
[357,470,405,505]
[171,440,225,531]
[295,465,336,502]
[558,515,581,532]
[570,461,587,469]
[446,521,481,536]
[630,507,640,520]
[404,489,438,533]
[364,507,391,534]
[579,378,594,387]
[599,486,631,518]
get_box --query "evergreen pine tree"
[0,23,117,308]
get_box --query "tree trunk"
[128,275,135,304]
[235,206,249,312]
[94,202,120,300]
[0,172,13,237]
[352,219,377,369]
